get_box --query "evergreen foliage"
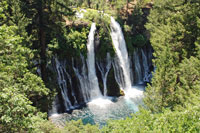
[0,24,49,132]
[145,0,200,112]
[0,1,49,132]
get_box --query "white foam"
[50,113,60,118]
[88,97,113,108]
[124,86,144,99]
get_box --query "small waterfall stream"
[96,53,112,96]
[72,55,90,103]
[141,49,150,83]
[54,58,73,110]
[133,49,143,84]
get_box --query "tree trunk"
[126,0,129,17]
[38,0,47,82]
[87,0,91,8]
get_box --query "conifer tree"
[145,0,200,112]
[17,0,73,81]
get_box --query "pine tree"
[0,2,51,131]
[0,24,50,132]
[16,0,74,82]
[145,0,200,112]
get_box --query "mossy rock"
[119,89,125,96]
[106,68,121,96]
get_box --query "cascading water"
[49,96,60,116]
[133,49,143,84]
[96,53,112,96]
[54,58,73,111]
[72,23,102,103]
[65,67,78,107]
[110,17,144,101]
[110,17,132,90]
[86,24,113,109]
[49,17,153,127]
[86,23,102,99]
[72,55,90,103]
[141,49,150,82]
[141,49,151,82]
[129,55,134,84]
[112,57,126,89]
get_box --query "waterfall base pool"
[49,85,144,127]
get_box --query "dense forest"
[0,0,200,132]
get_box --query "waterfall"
[54,58,73,111]
[129,55,134,84]
[133,49,143,84]
[72,55,90,103]
[49,18,153,115]
[141,49,150,82]
[49,95,59,116]
[97,53,112,96]
[72,23,102,102]
[65,69,78,107]
[112,57,125,89]
[86,23,102,98]
[110,17,132,90]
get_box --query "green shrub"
[132,34,147,47]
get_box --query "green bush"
[132,34,147,47]
[67,27,89,56]
[81,9,110,26]
[64,120,100,133]
[37,120,64,133]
